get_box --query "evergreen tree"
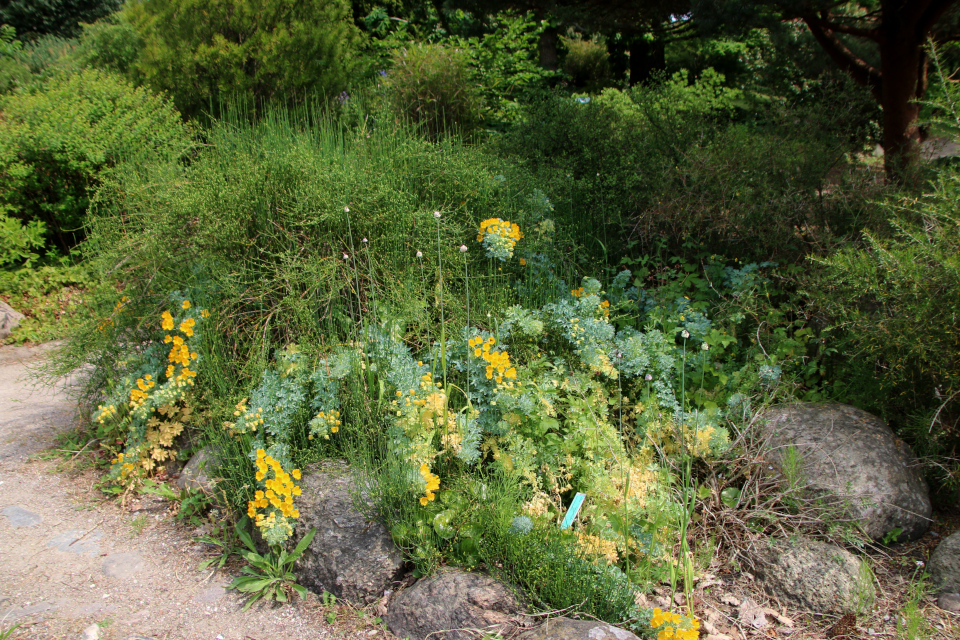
[0,0,120,39]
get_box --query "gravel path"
[0,343,372,640]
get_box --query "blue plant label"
[560,492,586,530]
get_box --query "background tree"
[692,0,960,180]
[0,0,120,39]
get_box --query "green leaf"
[289,527,317,561]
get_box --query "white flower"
[702,343,710,351]
[416,251,423,258]
[433,211,441,218]
[342,253,349,260]
[681,330,690,339]
[459,245,468,253]
[344,206,350,212]
[362,238,368,243]
[645,374,653,381]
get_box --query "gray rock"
[177,445,222,492]
[385,570,523,640]
[102,552,144,579]
[760,403,932,541]
[288,461,405,605]
[928,531,960,594]
[0,301,23,341]
[751,536,874,614]
[1,505,41,527]
[937,592,960,612]
[518,617,640,640]
[46,529,103,556]
[81,623,102,640]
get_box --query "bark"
[879,31,925,180]
[539,26,559,71]
[629,36,665,86]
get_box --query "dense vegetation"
[2,0,959,634]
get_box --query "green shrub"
[0,68,191,252]
[72,12,143,79]
[813,168,960,462]
[0,25,30,93]
[382,43,482,139]
[561,34,611,92]
[125,0,366,119]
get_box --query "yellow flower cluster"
[419,463,440,506]
[223,398,265,437]
[650,609,700,640]
[129,374,155,407]
[468,336,517,383]
[571,287,584,297]
[477,218,523,260]
[95,403,118,424]
[576,532,619,566]
[248,449,302,522]
[310,409,341,439]
[162,306,199,385]
[477,218,522,243]
[110,452,136,479]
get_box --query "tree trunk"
[629,36,665,86]
[539,26,559,71]
[880,28,925,181]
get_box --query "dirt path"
[0,343,375,640]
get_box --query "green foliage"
[382,43,482,139]
[0,0,120,39]
[813,169,960,460]
[0,25,30,93]
[500,73,885,264]
[229,516,316,611]
[126,0,366,119]
[72,12,143,79]
[561,34,611,92]
[0,68,191,252]
[0,263,91,344]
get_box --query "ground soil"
[0,343,386,640]
[0,342,956,640]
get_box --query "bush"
[72,12,143,79]
[813,168,960,463]
[0,68,191,253]
[382,43,482,139]
[125,0,366,119]
[561,34,611,92]
[499,72,886,264]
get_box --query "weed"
[129,514,148,537]
[228,516,317,611]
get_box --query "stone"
[102,552,144,579]
[81,623,102,640]
[177,445,222,492]
[937,592,960,613]
[750,536,874,614]
[287,461,405,605]
[518,617,640,640]
[1,505,41,527]
[46,529,103,556]
[0,301,23,341]
[384,570,523,640]
[760,403,932,541]
[928,530,960,595]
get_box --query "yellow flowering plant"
[650,608,700,640]
[98,295,208,489]
[477,217,523,261]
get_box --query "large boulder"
[928,530,960,595]
[290,461,405,605]
[760,403,931,541]
[518,617,640,640]
[750,536,874,614]
[384,570,524,640]
[0,301,23,341]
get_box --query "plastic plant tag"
[560,492,586,530]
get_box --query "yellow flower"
[292,469,301,480]
[201,309,210,318]
[420,496,429,506]
[161,311,174,331]
[182,300,191,309]
[256,448,266,458]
